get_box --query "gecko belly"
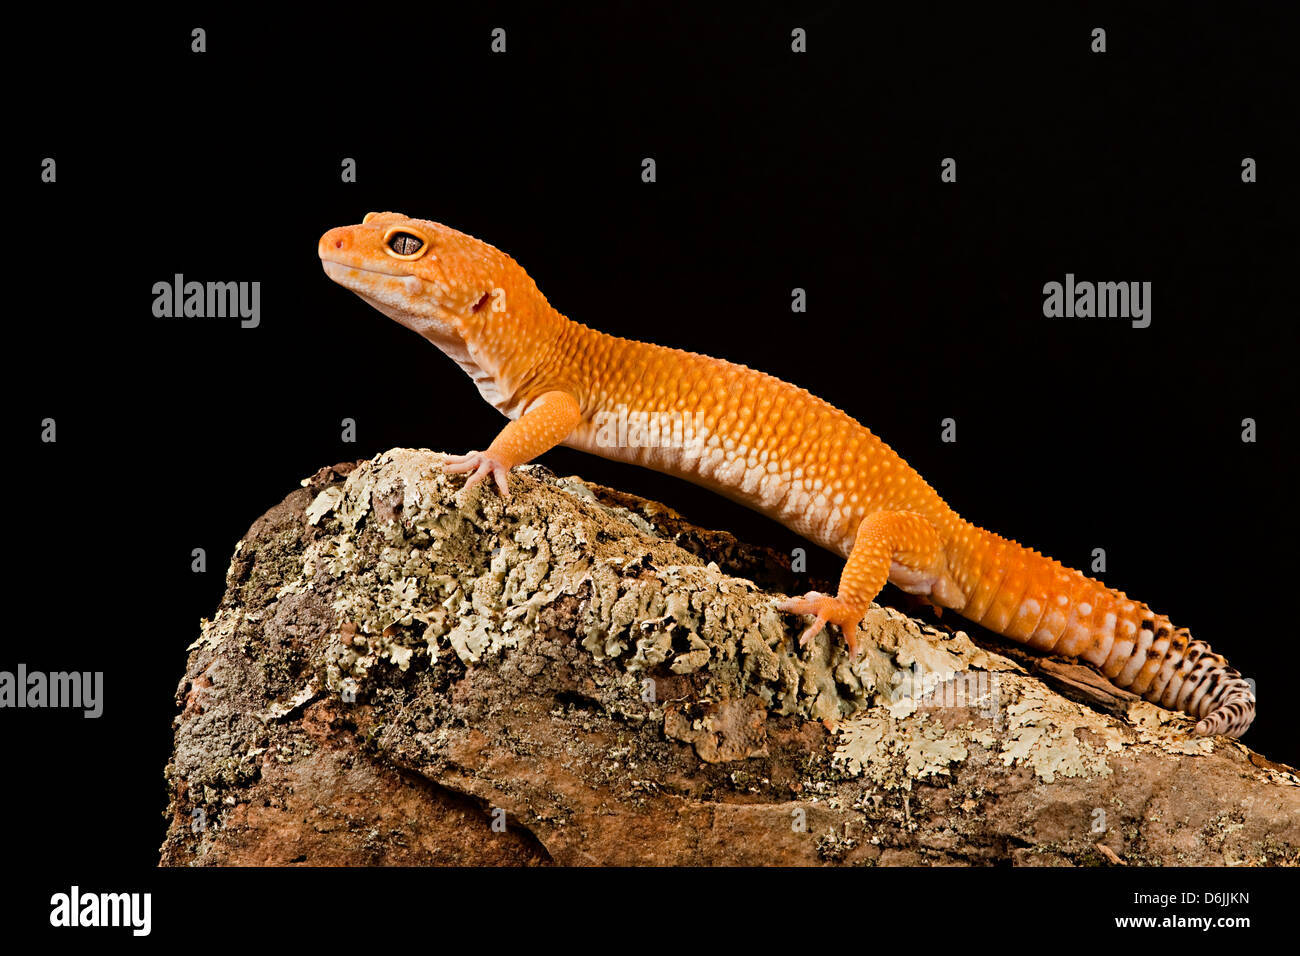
[566,417,869,558]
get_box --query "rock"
[159,449,1300,866]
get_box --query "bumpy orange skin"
[319,213,1256,738]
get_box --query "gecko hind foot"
[776,591,862,657]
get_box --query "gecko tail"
[945,521,1256,737]
[1177,640,1256,737]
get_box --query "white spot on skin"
[1030,627,1057,649]
[1060,621,1092,656]
[1057,595,1068,606]
[1024,599,1041,616]
[1078,602,1092,615]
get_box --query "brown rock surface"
[159,449,1300,866]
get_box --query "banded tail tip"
[1193,690,1256,738]
[1155,635,1256,738]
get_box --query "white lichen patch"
[1126,703,1216,755]
[306,485,343,525]
[832,713,891,779]
[997,679,1118,783]
[831,664,1154,788]
[905,717,971,781]
[833,712,969,788]
[261,679,320,720]
[189,611,237,653]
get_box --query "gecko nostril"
[334,239,343,249]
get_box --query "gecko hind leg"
[777,510,945,659]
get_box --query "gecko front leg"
[443,389,583,496]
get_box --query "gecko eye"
[382,227,428,260]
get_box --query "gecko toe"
[776,591,825,617]
[779,591,864,657]
[445,451,512,497]
[442,452,482,474]
[798,617,828,647]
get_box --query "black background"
[9,2,1297,927]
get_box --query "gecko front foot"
[776,591,863,657]
[443,450,512,497]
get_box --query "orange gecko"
[319,212,1256,738]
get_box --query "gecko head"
[318,212,522,344]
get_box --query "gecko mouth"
[320,257,412,279]
[320,257,463,330]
